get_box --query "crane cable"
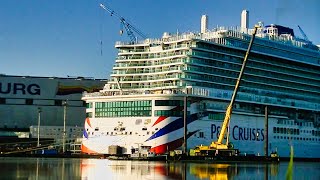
[99,3,103,56]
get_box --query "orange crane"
[192,25,260,156]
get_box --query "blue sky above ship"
[0,0,319,79]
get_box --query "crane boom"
[191,25,260,156]
[99,3,147,43]
[216,25,259,145]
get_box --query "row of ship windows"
[197,41,319,69]
[274,136,320,142]
[273,127,299,135]
[88,111,185,118]
[250,41,319,64]
[117,50,187,60]
[93,111,152,118]
[252,37,319,57]
[193,46,319,80]
[94,101,152,108]
[244,74,319,94]
[115,57,187,68]
[114,65,183,75]
[184,72,319,101]
[154,110,190,117]
[94,127,159,132]
[87,131,156,136]
[88,110,190,118]
[155,100,185,106]
[118,43,189,53]
[242,81,318,101]
[272,127,320,136]
[278,120,308,126]
[96,107,152,112]
[185,77,319,102]
[187,54,317,94]
[186,61,318,93]
[87,100,189,109]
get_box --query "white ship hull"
[82,100,320,158]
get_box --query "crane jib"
[99,3,147,43]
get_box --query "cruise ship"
[81,11,320,158]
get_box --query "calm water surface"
[0,157,319,180]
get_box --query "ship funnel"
[241,10,249,30]
[201,15,208,33]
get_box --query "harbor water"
[0,157,319,179]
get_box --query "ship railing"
[114,26,251,46]
[83,88,188,97]
[115,26,319,53]
[113,58,187,68]
[109,74,180,82]
[111,67,183,75]
[115,52,188,60]
[117,44,190,53]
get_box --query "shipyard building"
[0,75,106,151]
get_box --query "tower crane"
[297,25,309,42]
[99,3,147,43]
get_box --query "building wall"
[29,125,83,140]
[0,75,106,129]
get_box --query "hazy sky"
[0,0,319,79]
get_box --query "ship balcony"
[111,66,183,75]
[83,88,187,98]
[115,51,188,61]
[110,74,181,82]
[117,44,190,54]
[113,58,188,68]
[118,82,181,89]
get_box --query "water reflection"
[0,157,319,179]
[189,163,236,180]
[0,157,82,179]
[81,159,184,180]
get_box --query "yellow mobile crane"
[192,25,260,157]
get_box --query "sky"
[0,0,319,79]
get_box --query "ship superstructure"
[82,11,320,158]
